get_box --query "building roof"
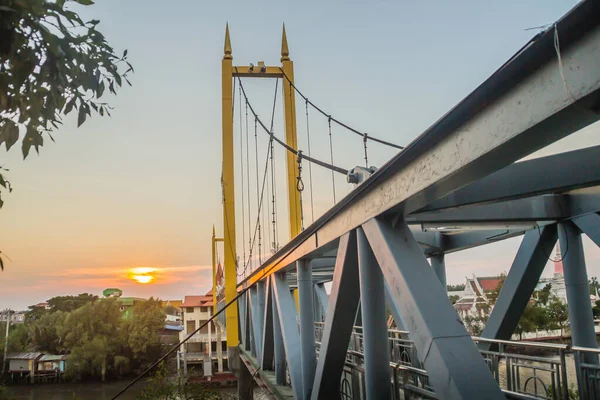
[161,300,183,309]
[181,295,212,308]
[7,352,43,360]
[165,324,184,331]
[39,354,67,362]
[478,277,503,292]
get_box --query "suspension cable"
[237,80,246,274]
[328,116,336,203]
[269,79,279,254]
[304,99,315,223]
[235,73,348,176]
[278,67,404,150]
[253,103,262,266]
[296,151,305,231]
[244,96,252,273]
[363,133,369,168]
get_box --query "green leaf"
[2,121,19,151]
[77,105,87,127]
[22,128,44,159]
[97,81,105,98]
[74,0,94,5]
[123,49,128,58]
[0,174,6,189]
[99,106,104,116]
[64,98,76,115]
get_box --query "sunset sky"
[1,0,599,310]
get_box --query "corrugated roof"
[39,354,67,361]
[7,352,43,360]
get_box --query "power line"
[278,67,405,150]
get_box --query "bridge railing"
[315,323,600,400]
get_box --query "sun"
[128,267,157,284]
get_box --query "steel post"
[312,231,360,400]
[559,222,598,359]
[430,253,446,291]
[480,225,558,349]
[273,272,304,399]
[271,277,286,384]
[357,228,392,399]
[298,260,316,398]
[261,278,275,370]
[363,218,504,400]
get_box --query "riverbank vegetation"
[1,294,166,382]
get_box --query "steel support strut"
[312,231,360,400]
[559,222,598,357]
[480,225,558,349]
[362,218,504,400]
[298,260,316,399]
[272,272,303,399]
[357,228,392,399]
[261,278,274,370]
[271,278,285,385]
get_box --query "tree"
[123,298,166,369]
[449,295,460,305]
[63,298,122,381]
[590,277,599,296]
[447,284,465,292]
[164,304,178,316]
[514,302,548,340]
[547,296,569,336]
[0,0,133,208]
[29,310,67,353]
[536,283,552,306]
[47,293,98,312]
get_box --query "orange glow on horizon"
[128,267,157,284]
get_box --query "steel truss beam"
[419,145,600,213]
[312,231,360,400]
[261,278,274,371]
[272,272,303,399]
[363,217,504,399]
[573,212,600,247]
[480,225,558,350]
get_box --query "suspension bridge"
[210,1,600,399]
[107,0,600,399]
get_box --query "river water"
[4,382,253,400]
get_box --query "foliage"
[24,304,47,322]
[590,277,599,296]
[547,383,579,400]
[164,305,178,316]
[449,295,459,305]
[536,283,552,305]
[514,302,548,340]
[29,310,67,353]
[546,295,569,335]
[447,284,465,292]
[139,363,221,400]
[47,293,98,312]
[593,300,600,320]
[121,297,165,367]
[63,298,122,381]
[0,0,132,208]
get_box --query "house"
[178,292,228,374]
[37,354,67,373]
[117,297,147,320]
[6,352,43,383]
[34,302,50,310]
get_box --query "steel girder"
[362,218,504,399]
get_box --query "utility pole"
[2,309,10,375]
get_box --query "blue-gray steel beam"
[558,222,598,362]
[238,294,247,349]
[363,217,504,400]
[249,286,258,357]
[271,277,285,385]
[384,284,406,330]
[430,253,446,291]
[298,260,316,399]
[314,283,328,322]
[272,271,303,399]
[357,228,392,400]
[479,225,558,350]
[419,146,600,213]
[312,231,360,400]
[261,278,274,370]
[572,212,600,247]
[255,280,266,364]
[439,229,526,255]
[238,5,600,288]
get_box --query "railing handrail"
[572,345,600,353]
[472,336,570,350]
